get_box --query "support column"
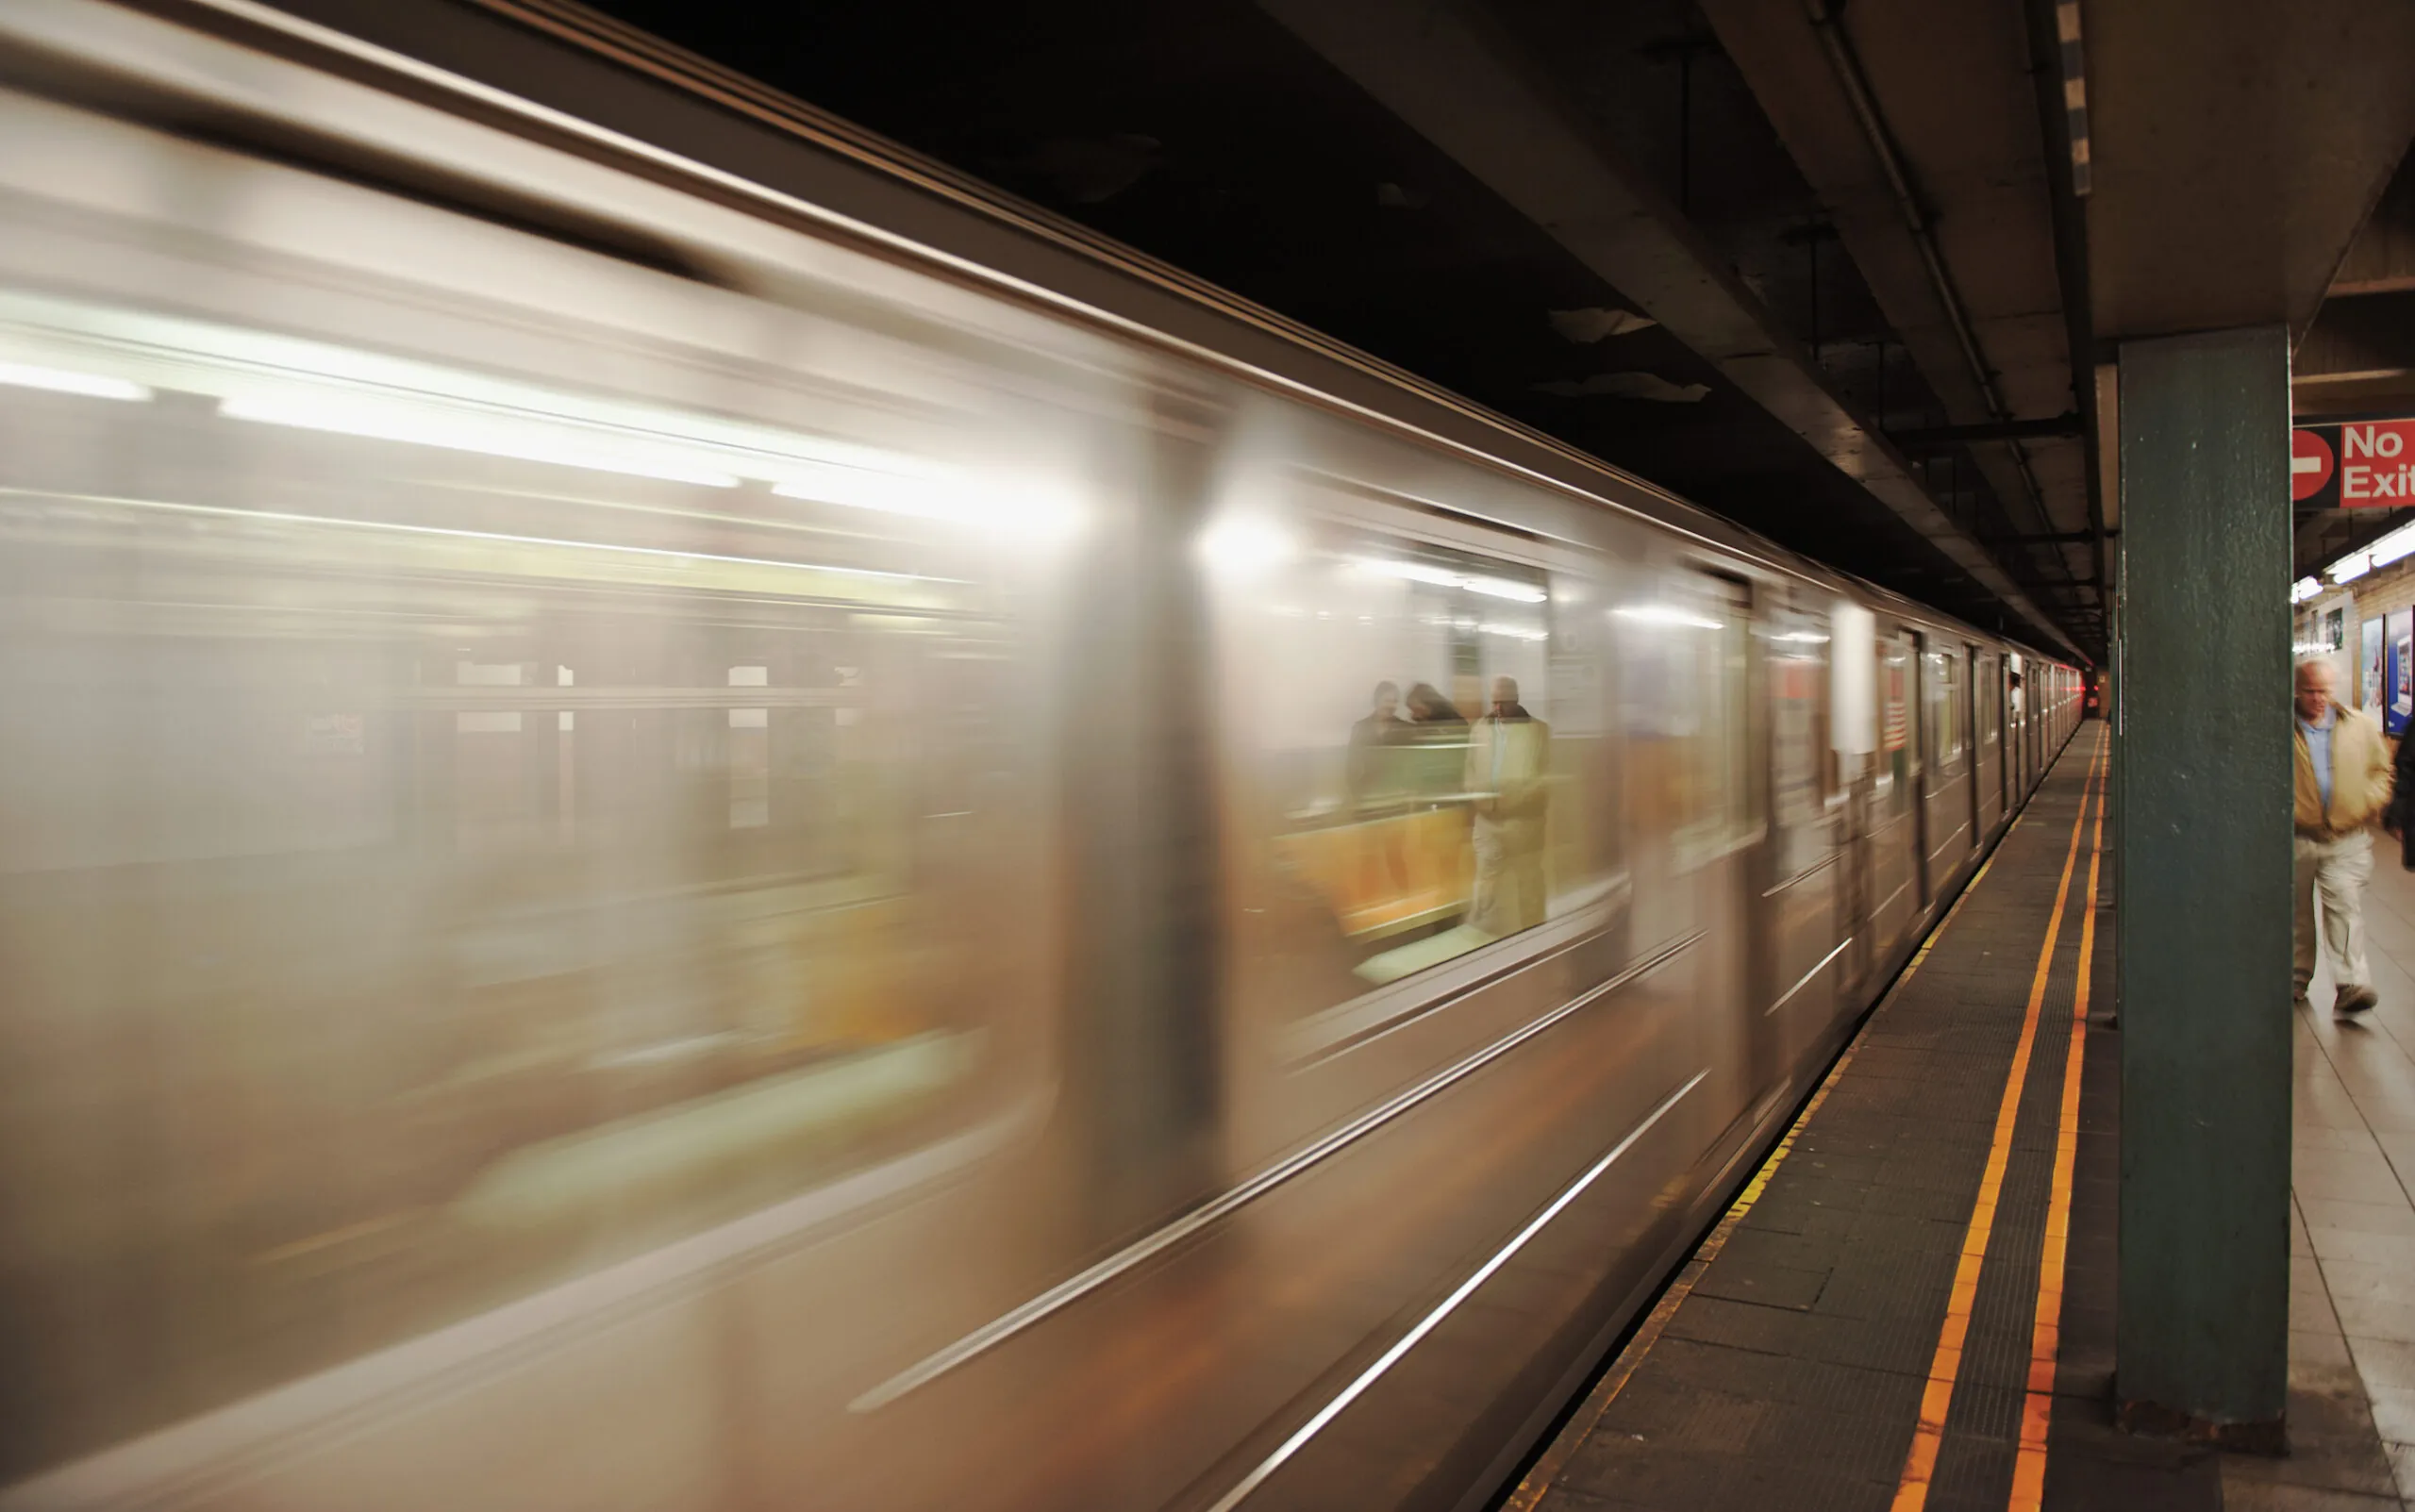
[2114,325,2292,1446]
[2097,359,2123,1030]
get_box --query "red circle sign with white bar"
[2292,427,2335,501]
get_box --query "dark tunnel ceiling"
[586,0,2095,648]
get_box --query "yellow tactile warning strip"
[1508,730,2194,1511]
[1890,727,2106,1512]
[1503,757,2029,1512]
[2008,737,2110,1510]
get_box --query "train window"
[1924,647,1964,771]
[1948,653,1965,763]
[1206,509,1621,1012]
[1878,634,1913,819]
[0,283,1068,1470]
[1769,598,1832,880]
[1613,573,1753,872]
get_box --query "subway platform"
[1502,728,2415,1512]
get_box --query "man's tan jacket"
[2294,706,2394,839]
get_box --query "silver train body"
[0,2,2084,1507]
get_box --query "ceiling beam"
[1255,0,2078,658]
[1893,413,2083,447]
[2087,0,2415,341]
[2018,0,2111,622]
[1693,0,2091,640]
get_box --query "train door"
[1974,648,2003,837]
[2007,652,2027,798]
[2029,663,2041,785]
[1920,639,1973,899]
[2030,664,2044,778]
[1757,590,1844,1076]
[1868,627,1920,957]
[2039,670,2049,765]
[1673,573,1770,1103]
[2003,660,2016,811]
[1963,643,1984,843]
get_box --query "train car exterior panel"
[0,5,2089,1509]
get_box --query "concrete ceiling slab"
[1696,0,2095,624]
[1258,0,2074,653]
[2087,0,2415,341]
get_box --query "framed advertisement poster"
[2391,609,2414,737]
[2366,617,2387,716]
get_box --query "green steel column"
[2102,548,2122,1028]
[2114,326,2291,1445]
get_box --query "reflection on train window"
[1770,602,1833,881]
[1209,516,1618,1009]
[1878,637,1913,819]
[0,288,1060,1471]
[1616,575,1751,872]
[1924,648,1964,769]
[1977,653,2000,746]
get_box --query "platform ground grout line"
[1504,752,2047,1512]
[1518,728,2184,1512]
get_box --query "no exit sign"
[2293,417,2415,508]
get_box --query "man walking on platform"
[2294,657,2391,1016]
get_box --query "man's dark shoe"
[2337,985,2379,1016]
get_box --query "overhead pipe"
[1801,0,2078,600]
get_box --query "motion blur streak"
[0,3,2089,1508]
[1200,1070,1707,1512]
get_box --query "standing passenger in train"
[1466,676,1550,937]
[1346,681,1407,806]
[2294,657,2390,1016]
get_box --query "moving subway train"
[0,2,2084,1507]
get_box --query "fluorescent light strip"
[2331,553,2373,584]
[0,487,948,585]
[221,394,744,489]
[223,390,1076,534]
[1,286,913,480]
[1614,605,1724,630]
[773,473,1078,536]
[2368,522,2415,569]
[1463,575,1549,604]
[1353,557,1547,603]
[0,360,151,402]
[1356,557,1462,587]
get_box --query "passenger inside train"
[0,10,2093,1504]
[1226,524,1605,993]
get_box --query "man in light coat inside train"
[2295,656,2391,1016]
[1465,675,1551,938]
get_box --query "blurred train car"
[0,2,2085,1507]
